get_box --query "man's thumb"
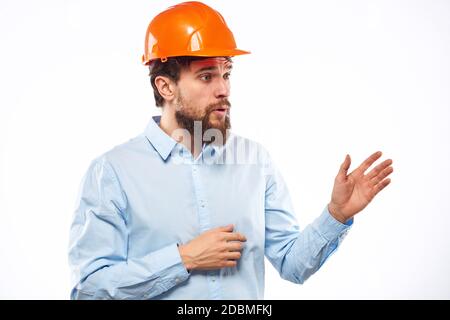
[338,154,351,179]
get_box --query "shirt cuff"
[143,242,190,288]
[312,205,353,241]
[177,243,190,274]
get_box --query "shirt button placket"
[191,164,209,232]
[191,164,221,299]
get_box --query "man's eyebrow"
[194,64,233,74]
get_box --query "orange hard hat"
[142,1,250,65]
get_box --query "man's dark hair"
[148,56,232,107]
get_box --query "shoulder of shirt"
[227,132,266,150]
[89,133,148,167]
[225,132,272,164]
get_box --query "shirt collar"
[144,115,177,161]
[144,115,226,162]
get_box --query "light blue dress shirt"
[68,116,352,300]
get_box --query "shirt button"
[175,277,180,283]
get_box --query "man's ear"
[154,76,176,103]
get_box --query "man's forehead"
[190,57,233,70]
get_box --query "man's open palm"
[328,151,394,223]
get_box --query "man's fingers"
[370,165,394,185]
[337,154,351,180]
[366,159,393,180]
[224,232,247,242]
[227,241,244,251]
[223,260,237,268]
[374,178,391,196]
[354,151,383,175]
[217,224,234,232]
[226,251,242,260]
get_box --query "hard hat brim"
[142,48,251,65]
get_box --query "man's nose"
[214,77,230,99]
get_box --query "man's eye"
[224,73,231,80]
[199,74,212,81]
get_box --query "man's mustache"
[206,100,231,113]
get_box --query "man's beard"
[174,96,231,146]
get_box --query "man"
[68,1,393,299]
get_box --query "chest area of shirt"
[123,163,266,248]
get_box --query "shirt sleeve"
[68,157,190,300]
[262,150,353,284]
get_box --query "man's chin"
[204,118,230,145]
[208,119,225,129]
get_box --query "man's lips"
[211,106,228,117]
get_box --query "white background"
[1,0,449,299]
